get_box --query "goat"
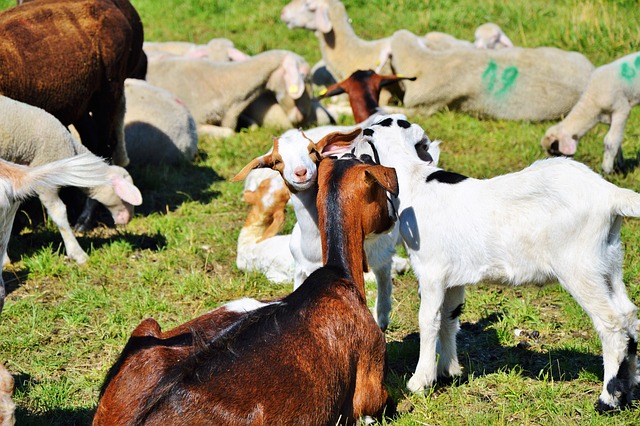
[340,114,639,412]
[93,151,398,425]
[318,69,416,123]
[231,128,400,330]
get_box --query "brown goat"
[0,0,145,165]
[318,69,415,122]
[93,132,398,425]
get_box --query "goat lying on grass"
[339,114,639,412]
[93,140,398,424]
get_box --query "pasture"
[1,0,639,424]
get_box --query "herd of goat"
[0,0,639,423]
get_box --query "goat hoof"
[406,375,429,393]
[595,398,620,414]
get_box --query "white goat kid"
[232,129,397,330]
[345,114,639,412]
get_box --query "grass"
[1,0,640,424]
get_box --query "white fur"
[223,297,277,313]
[542,51,640,173]
[349,114,640,410]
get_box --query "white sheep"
[390,29,594,121]
[123,78,198,165]
[143,38,250,62]
[541,51,640,174]
[236,169,294,283]
[280,0,397,101]
[232,124,422,330]
[0,95,143,265]
[145,50,312,134]
[423,23,513,51]
[343,114,639,412]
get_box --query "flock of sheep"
[0,0,639,423]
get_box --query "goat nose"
[294,168,307,179]
[548,141,560,156]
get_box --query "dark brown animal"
[318,69,415,122]
[0,0,145,165]
[93,132,397,425]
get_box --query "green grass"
[1,0,640,424]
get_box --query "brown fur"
[0,0,145,161]
[243,177,290,242]
[93,139,397,425]
[318,69,415,122]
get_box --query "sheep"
[423,23,513,51]
[143,38,250,62]
[145,49,313,134]
[92,154,398,425]
[0,0,145,166]
[280,0,400,104]
[123,79,199,166]
[541,51,640,174]
[0,364,14,426]
[317,69,416,123]
[390,29,594,121]
[236,169,295,283]
[0,95,143,265]
[341,114,639,412]
[231,127,416,330]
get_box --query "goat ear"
[317,83,345,99]
[365,165,399,197]
[282,54,305,100]
[111,175,143,206]
[231,154,274,182]
[379,74,416,88]
[316,128,362,155]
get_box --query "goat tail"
[612,187,640,218]
[9,154,110,200]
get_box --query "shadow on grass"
[387,313,604,388]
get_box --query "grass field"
[1,0,640,424]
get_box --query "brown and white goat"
[93,148,398,425]
[318,69,415,123]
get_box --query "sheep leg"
[601,106,630,173]
[38,189,89,264]
[407,276,445,392]
[437,286,465,379]
[372,262,393,332]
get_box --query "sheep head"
[541,124,579,157]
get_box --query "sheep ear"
[228,47,250,62]
[314,3,332,33]
[498,32,514,48]
[316,83,345,99]
[283,54,305,100]
[365,165,399,197]
[231,154,274,182]
[111,175,143,206]
[316,128,362,155]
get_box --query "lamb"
[423,23,513,51]
[236,169,294,283]
[123,79,199,166]
[318,69,416,123]
[280,0,400,103]
[541,51,640,174]
[390,29,594,121]
[92,154,398,425]
[143,38,250,62]
[231,127,416,330]
[342,114,639,412]
[0,95,143,265]
[0,0,145,166]
[145,49,313,133]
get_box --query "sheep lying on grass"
[341,114,639,412]
[143,38,250,62]
[93,154,398,425]
[541,51,640,173]
[146,50,312,136]
[423,23,513,51]
[124,78,198,166]
[390,29,594,121]
[0,96,142,265]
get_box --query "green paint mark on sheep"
[621,62,636,81]
[482,60,519,97]
[635,55,640,69]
